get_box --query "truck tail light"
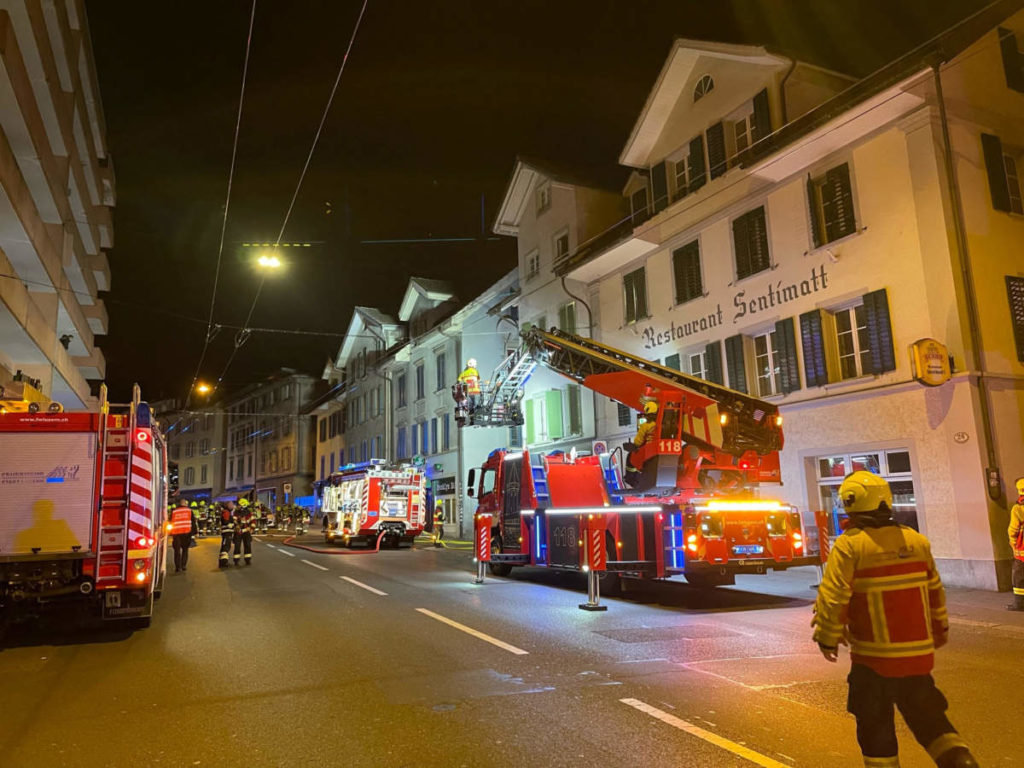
[135,571,148,583]
[686,533,698,553]
[791,532,803,550]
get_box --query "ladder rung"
[104,475,128,481]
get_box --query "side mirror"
[467,468,476,497]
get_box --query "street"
[0,536,1019,768]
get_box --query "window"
[184,467,195,485]
[237,458,243,478]
[415,363,425,400]
[200,438,210,456]
[688,351,707,380]
[430,418,438,454]
[201,465,208,484]
[435,352,447,392]
[982,133,1024,214]
[397,373,407,408]
[732,206,770,280]
[361,441,368,462]
[808,163,857,247]
[1005,154,1023,214]
[319,418,327,442]
[247,454,252,476]
[1007,276,1024,363]
[532,315,547,333]
[816,450,919,532]
[998,26,1024,93]
[664,353,680,370]
[672,241,702,304]
[373,435,382,458]
[283,416,292,436]
[339,448,345,466]
[630,187,649,227]
[281,383,291,400]
[204,414,213,431]
[396,426,407,460]
[753,330,782,396]
[525,391,564,444]
[281,447,291,471]
[170,442,180,460]
[442,414,451,452]
[558,302,576,335]
[567,384,582,436]
[623,267,648,323]
[693,74,713,102]
[420,421,429,455]
[732,112,753,156]
[526,249,540,280]
[554,231,569,261]
[616,402,632,428]
[329,452,335,473]
[671,136,706,202]
[508,425,523,449]
[536,180,551,214]
[410,424,418,457]
[835,304,872,380]
[320,455,325,480]
[185,441,195,458]
[229,460,234,481]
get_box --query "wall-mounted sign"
[592,440,608,455]
[910,338,951,387]
[953,432,969,444]
[434,476,456,496]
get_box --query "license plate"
[732,545,764,555]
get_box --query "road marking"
[277,548,296,557]
[340,576,388,596]
[265,544,277,550]
[415,608,528,655]
[619,698,789,768]
[301,559,329,571]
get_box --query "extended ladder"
[95,384,138,584]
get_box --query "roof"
[398,277,456,322]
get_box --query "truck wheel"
[488,536,513,577]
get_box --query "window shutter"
[807,174,823,249]
[525,399,536,444]
[688,135,706,191]
[664,353,681,371]
[862,288,896,374]
[981,133,1012,212]
[706,122,727,179]
[545,390,564,440]
[1006,276,1024,363]
[732,212,750,279]
[799,309,829,387]
[774,317,801,394]
[823,163,856,241]
[999,27,1024,93]
[672,241,702,304]
[567,385,582,435]
[724,335,747,393]
[705,341,723,385]
[651,161,668,213]
[751,88,771,143]
[749,207,770,274]
[616,402,632,427]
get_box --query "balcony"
[553,214,658,283]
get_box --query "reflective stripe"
[1013,587,1024,596]
[127,549,151,559]
[926,732,967,760]
[863,756,900,768]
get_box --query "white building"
[0,1,114,407]
[554,8,1024,589]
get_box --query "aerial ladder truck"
[455,328,815,606]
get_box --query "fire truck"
[0,384,168,627]
[458,328,817,597]
[318,460,426,548]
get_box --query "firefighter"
[233,497,255,566]
[169,498,195,572]
[812,471,977,768]
[623,401,658,488]
[433,503,445,547]
[218,501,235,568]
[457,358,481,412]
[1008,476,1024,611]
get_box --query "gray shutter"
[567,384,583,435]
[732,212,751,279]
[807,174,823,249]
[862,288,896,374]
[999,27,1024,93]
[1006,276,1024,363]
[672,241,701,304]
[651,161,668,213]
[752,88,771,143]
[724,335,747,393]
[707,122,727,179]
[823,164,856,241]
[799,309,829,387]
[704,341,723,385]
[981,133,1012,212]
[688,135,706,191]
[774,317,801,394]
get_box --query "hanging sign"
[910,338,951,387]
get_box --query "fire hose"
[281,529,389,555]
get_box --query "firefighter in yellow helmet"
[623,400,658,489]
[433,503,445,547]
[1007,476,1024,611]
[457,358,481,412]
[812,471,977,768]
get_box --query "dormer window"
[536,180,552,214]
[693,74,714,102]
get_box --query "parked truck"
[0,384,168,628]
[459,328,817,593]
[318,460,426,548]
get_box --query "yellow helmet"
[839,471,892,514]
[642,401,659,416]
[237,497,250,508]
[1016,476,1024,501]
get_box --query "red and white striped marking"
[127,429,153,543]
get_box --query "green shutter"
[774,317,801,394]
[999,27,1024,93]
[664,353,680,371]
[545,390,564,441]
[688,135,706,191]
[651,161,668,213]
[567,385,583,435]
[823,164,856,241]
[807,174,823,249]
[981,133,1012,213]
[707,122,727,179]
[705,341,723,385]
[862,289,896,374]
[525,399,536,444]
[724,335,747,393]
[752,88,771,143]
[799,309,829,387]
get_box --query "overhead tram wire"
[211,0,371,395]
[185,0,258,408]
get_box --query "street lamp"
[195,383,211,395]
[257,253,282,269]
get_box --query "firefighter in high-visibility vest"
[1008,476,1024,611]
[233,498,255,566]
[812,471,977,768]
[169,498,195,572]
[457,358,481,412]
[433,503,445,547]
[623,401,658,488]
[218,501,235,568]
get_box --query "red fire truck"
[319,460,426,548]
[461,329,816,598]
[0,384,168,627]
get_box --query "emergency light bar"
[694,500,788,512]
[522,505,663,516]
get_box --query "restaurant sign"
[910,338,951,387]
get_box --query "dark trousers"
[847,664,965,762]
[233,531,252,564]
[1012,559,1024,609]
[172,534,191,570]
[219,532,233,566]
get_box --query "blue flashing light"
[136,404,151,428]
[46,477,65,483]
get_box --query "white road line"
[277,548,296,557]
[415,608,528,655]
[340,576,388,596]
[265,544,277,550]
[301,559,329,571]
[619,698,789,768]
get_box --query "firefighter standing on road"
[233,498,255,566]
[218,501,235,568]
[458,358,481,412]
[1008,476,1024,611]
[169,498,195,572]
[433,503,445,547]
[812,471,977,768]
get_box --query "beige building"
[555,8,1024,589]
[165,404,226,504]
[0,2,113,408]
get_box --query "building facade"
[165,404,225,504]
[0,1,114,408]
[552,11,1024,589]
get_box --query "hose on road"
[280,530,390,555]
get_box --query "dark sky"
[85,0,990,403]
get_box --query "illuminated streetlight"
[257,253,282,269]
[196,383,211,395]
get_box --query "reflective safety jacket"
[1009,502,1024,561]
[633,419,656,447]
[458,367,481,395]
[234,512,256,536]
[169,506,193,535]
[433,510,445,525]
[220,515,236,535]
[812,523,947,677]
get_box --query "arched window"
[693,74,714,102]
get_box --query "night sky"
[85,0,989,403]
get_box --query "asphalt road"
[0,535,1019,768]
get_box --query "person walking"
[812,471,977,768]
[1008,476,1024,611]
[169,498,195,572]
[433,503,445,547]
[218,501,235,569]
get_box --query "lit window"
[835,304,871,380]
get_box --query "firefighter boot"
[935,747,979,768]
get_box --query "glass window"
[688,351,706,380]
[818,456,846,478]
[616,402,632,427]
[835,304,871,379]
[886,451,912,474]
[558,302,576,335]
[693,74,713,102]
[753,330,782,396]
[814,450,919,533]
[889,480,920,530]
[430,418,438,454]
[410,424,418,456]
[201,464,208,484]
[480,469,496,497]
[526,249,540,280]
[536,181,551,214]
[319,418,327,442]
[850,453,881,474]
[443,414,451,452]
[555,232,569,260]
[623,267,648,323]
[415,363,425,400]
[397,374,407,408]
[435,353,447,392]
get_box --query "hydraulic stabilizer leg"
[578,569,607,611]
